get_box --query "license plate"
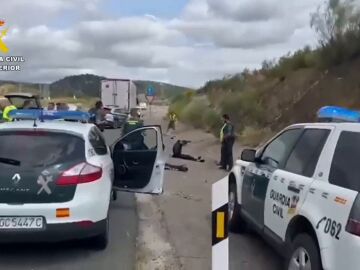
[0,217,43,229]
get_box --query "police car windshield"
[0,131,85,168]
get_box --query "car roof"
[0,120,94,137]
[4,93,38,98]
[289,122,360,131]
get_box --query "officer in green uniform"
[122,108,144,137]
[219,114,235,171]
[167,112,177,133]
[2,104,17,122]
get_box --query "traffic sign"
[146,85,155,97]
[146,95,155,104]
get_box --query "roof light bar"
[9,110,90,122]
[317,106,360,123]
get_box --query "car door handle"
[288,185,300,194]
[132,161,140,165]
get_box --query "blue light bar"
[317,106,360,122]
[9,110,90,122]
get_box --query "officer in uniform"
[2,100,17,122]
[122,108,144,137]
[219,114,235,171]
[167,112,177,134]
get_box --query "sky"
[0,0,323,88]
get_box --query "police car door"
[242,128,303,230]
[112,126,166,194]
[264,126,333,242]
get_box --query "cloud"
[0,0,323,88]
[207,0,282,22]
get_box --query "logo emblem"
[0,20,9,54]
[37,173,53,195]
[12,173,21,185]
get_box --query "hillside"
[168,0,360,146]
[0,74,190,99]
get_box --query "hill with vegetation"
[0,75,190,100]
[169,0,360,146]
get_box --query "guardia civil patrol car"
[228,106,360,270]
[0,110,165,249]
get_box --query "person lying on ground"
[172,140,205,162]
[165,163,188,172]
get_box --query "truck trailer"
[101,79,137,113]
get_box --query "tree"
[310,0,360,47]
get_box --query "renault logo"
[12,173,21,185]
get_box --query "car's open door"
[111,126,165,194]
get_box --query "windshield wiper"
[0,157,21,166]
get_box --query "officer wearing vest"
[122,108,144,137]
[167,112,177,133]
[219,114,235,171]
[2,104,17,122]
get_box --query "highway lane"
[0,129,137,270]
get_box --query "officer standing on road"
[122,108,144,137]
[2,100,16,122]
[219,114,235,171]
[167,112,177,134]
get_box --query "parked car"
[227,106,360,270]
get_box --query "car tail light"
[56,162,102,186]
[346,194,360,236]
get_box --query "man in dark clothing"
[219,114,235,171]
[172,140,204,162]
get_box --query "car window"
[284,129,330,177]
[89,128,108,155]
[0,131,85,168]
[329,131,360,192]
[122,128,157,151]
[261,128,303,168]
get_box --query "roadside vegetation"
[170,0,360,146]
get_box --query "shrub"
[181,98,208,128]
[240,126,273,147]
[203,108,223,137]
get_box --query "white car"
[228,118,360,269]
[0,117,165,249]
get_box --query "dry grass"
[240,126,274,147]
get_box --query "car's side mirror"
[241,149,257,162]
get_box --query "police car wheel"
[229,182,247,233]
[286,234,322,270]
[92,215,110,250]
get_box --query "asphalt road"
[229,232,283,270]
[0,129,137,270]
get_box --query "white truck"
[101,79,137,113]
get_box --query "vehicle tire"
[285,233,322,270]
[92,215,109,250]
[229,181,247,233]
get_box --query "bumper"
[0,219,106,243]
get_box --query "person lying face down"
[172,140,204,162]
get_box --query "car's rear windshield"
[0,130,85,168]
[7,97,38,108]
